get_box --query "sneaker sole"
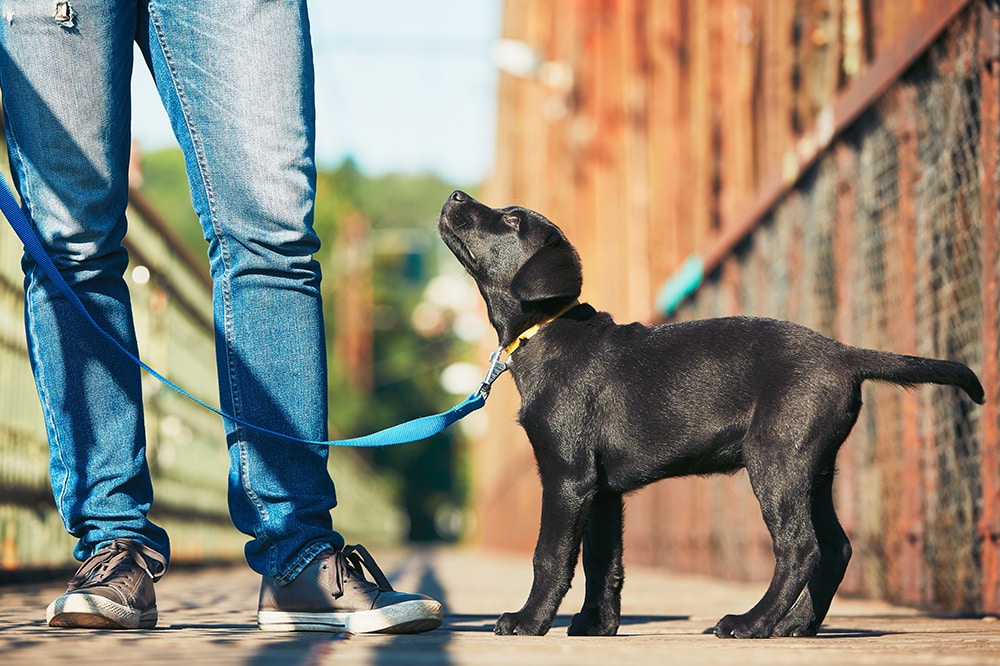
[257,599,443,634]
[46,594,157,630]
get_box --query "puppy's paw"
[568,609,619,636]
[771,621,819,637]
[772,610,820,637]
[714,613,774,639]
[493,611,550,636]
[494,612,519,635]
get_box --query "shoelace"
[66,539,167,590]
[328,544,394,597]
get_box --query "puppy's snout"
[441,190,475,228]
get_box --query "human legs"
[138,1,440,632]
[4,0,337,579]
[4,0,438,633]
[0,0,169,564]
[138,0,341,581]
[0,0,169,629]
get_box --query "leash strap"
[0,176,490,447]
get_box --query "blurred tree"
[137,148,204,265]
[321,160,480,541]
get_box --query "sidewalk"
[2,547,999,665]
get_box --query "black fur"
[438,190,985,639]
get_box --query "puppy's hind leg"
[772,466,852,637]
[568,489,624,636]
[715,449,821,638]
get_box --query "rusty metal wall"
[658,8,995,611]
[478,0,998,613]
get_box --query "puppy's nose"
[450,190,469,203]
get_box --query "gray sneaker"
[46,539,167,629]
[257,544,443,634]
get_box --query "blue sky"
[130,0,503,184]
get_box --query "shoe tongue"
[67,540,167,589]
[343,560,380,593]
[337,545,395,593]
[69,547,130,588]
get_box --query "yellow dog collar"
[503,300,581,356]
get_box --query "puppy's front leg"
[495,474,595,636]
[568,489,624,636]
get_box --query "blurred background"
[1,0,999,618]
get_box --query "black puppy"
[438,190,985,639]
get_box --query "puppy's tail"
[849,347,985,404]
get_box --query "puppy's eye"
[502,214,520,230]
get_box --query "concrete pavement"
[2,547,999,665]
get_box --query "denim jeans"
[0,0,344,582]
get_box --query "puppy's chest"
[511,360,607,430]
[510,355,594,402]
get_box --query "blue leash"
[0,176,500,447]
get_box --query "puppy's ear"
[510,237,583,303]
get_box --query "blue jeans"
[0,0,344,582]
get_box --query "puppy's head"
[439,190,582,345]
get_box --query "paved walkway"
[2,547,999,665]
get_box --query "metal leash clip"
[476,348,510,398]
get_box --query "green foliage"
[319,159,480,542]
[138,148,481,543]
[137,148,205,266]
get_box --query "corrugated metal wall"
[478,0,999,613]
